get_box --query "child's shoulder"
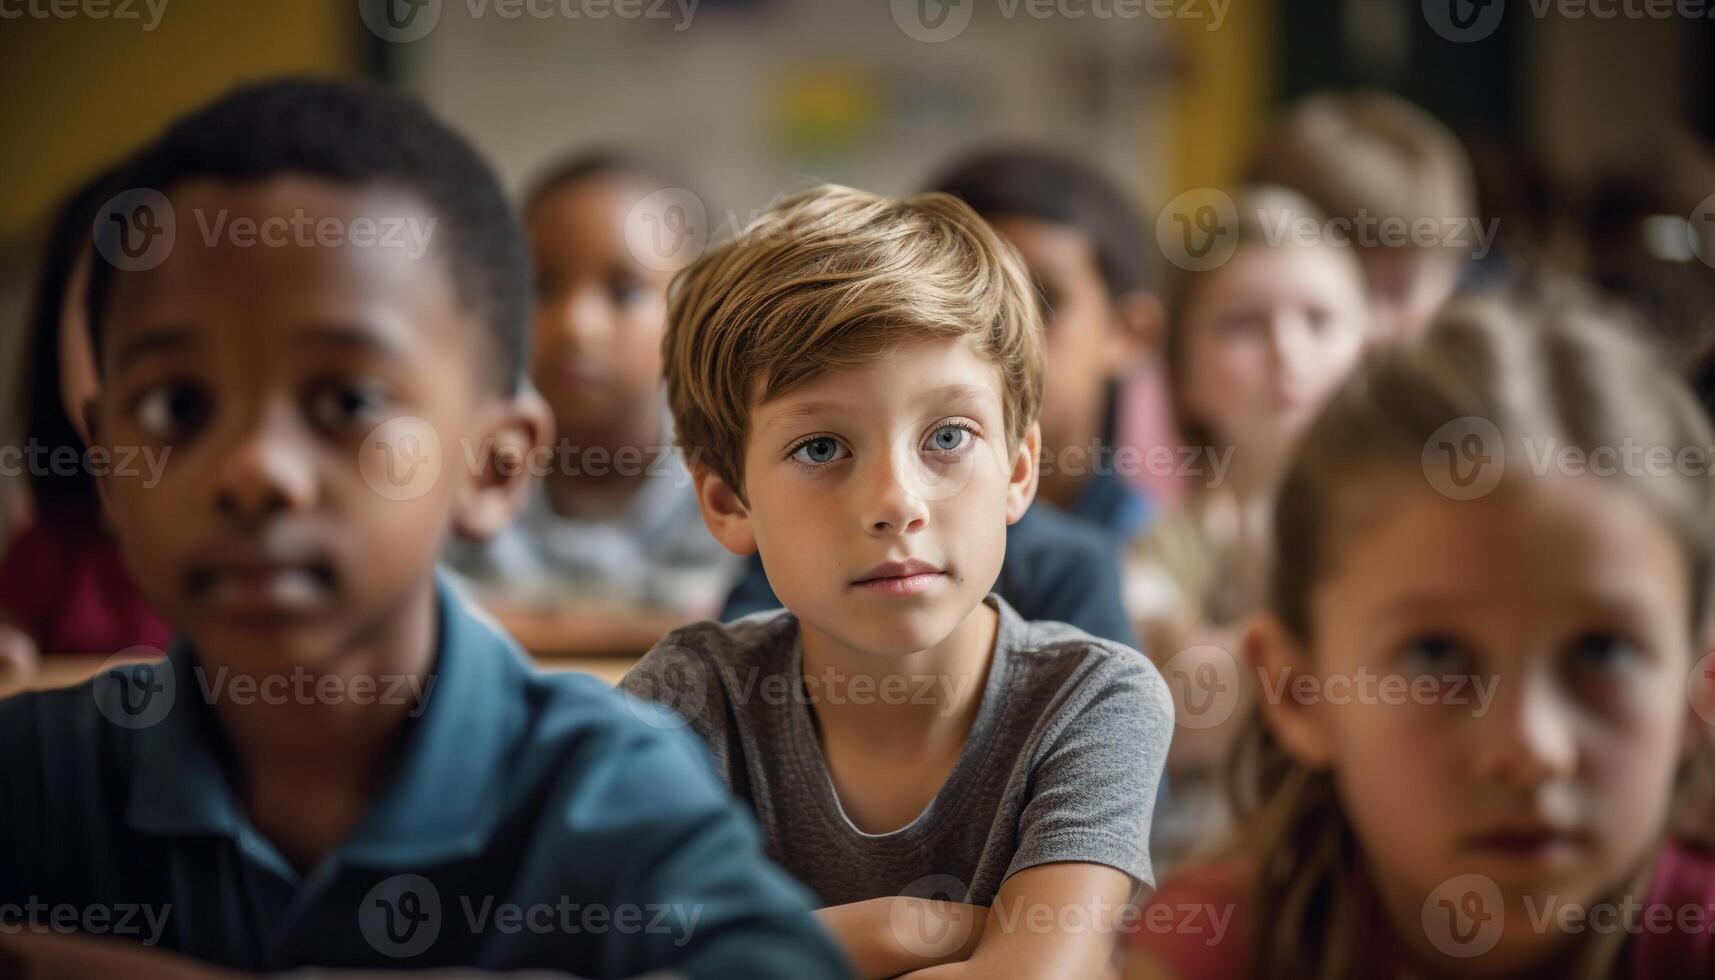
[1002,602,1172,721]
[638,609,800,674]
[617,609,800,723]
[1633,841,1715,974]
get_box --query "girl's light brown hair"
[1228,291,1715,979]
[662,184,1045,497]
[1161,185,1364,455]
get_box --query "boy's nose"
[556,289,613,349]
[211,411,318,521]
[864,452,930,535]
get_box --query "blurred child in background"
[1127,294,1715,979]
[931,148,1164,539]
[1251,91,1476,344]
[1128,187,1370,871]
[0,169,172,678]
[446,151,740,653]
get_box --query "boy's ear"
[451,387,554,541]
[1004,422,1040,525]
[692,461,756,556]
[1109,290,1165,366]
[1248,612,1335,769]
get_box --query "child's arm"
[894,863,1134,980]
[0,618,40,687]
[815,896,987,978]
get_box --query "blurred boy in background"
[446,152,740,654]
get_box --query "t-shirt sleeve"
[618,638,734,779]
[1007,653,1174,887]
[0,691,45,898]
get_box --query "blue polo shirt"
[0,579,849,978]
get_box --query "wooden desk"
[0,651,637,700]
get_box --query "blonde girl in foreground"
[1125,293,1715,978]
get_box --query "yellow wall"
[1160,0,1273,198]
[0,0,359,245]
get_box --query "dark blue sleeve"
[998,504,1141,650]
[719,554,782,622]
[537,698,851,980]
[0,691,43,899]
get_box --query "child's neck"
[798,599,998,746]
[543,401,666,520]
[798,601,1000,834]
[210,576,440,873]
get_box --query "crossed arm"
[818,862,1134,980]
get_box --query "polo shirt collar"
[126,574,529,871]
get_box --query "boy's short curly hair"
[663,184,1045,496]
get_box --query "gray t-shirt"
[619,594,1173,907]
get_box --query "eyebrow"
[298,322,412,361]
[112,321,411,374]
[114,327,197,373]
[918,383,999,408]
[763,383,1000,433]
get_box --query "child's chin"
[834,607,966,658]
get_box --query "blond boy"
[622,186,1173,978]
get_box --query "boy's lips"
[851,559,946,598]
[185,557,337,617]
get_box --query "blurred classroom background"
[0,0,1711,514]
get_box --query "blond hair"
[1251,91,1476,249]
[1229,292,1715,979]
[663,184,1045,495]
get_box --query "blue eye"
[1567,632,1639,674]
[925,424,972,455]
[789,436,846,467]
